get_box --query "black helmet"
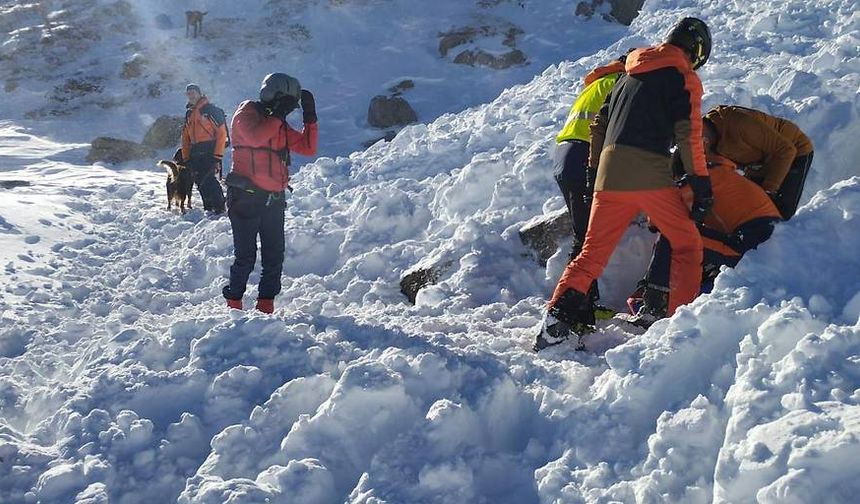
[259,73,301,104]
[666,17,711,70]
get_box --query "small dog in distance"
[185,11,207,38]
[158,157,194,213]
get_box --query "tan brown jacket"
[705,106,813,193]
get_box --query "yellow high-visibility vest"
[556,72,621,143]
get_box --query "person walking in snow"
[703,105,814,219]
[181,83,228,214]
[221,73,318,313]
[534,17,713,351]
[629,153,783,327]
[552,53,628,307]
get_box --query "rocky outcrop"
[518,209,573,266]
[388,79,415,96]
[86,138,155,165]
[438,23,523,57]
[400,259,454,304]
[142,116,184,150]
[0,180,31,189]
[368,96,418,129]
[120,54,147,79]
[453,48,527,69]
[576,0,645,25]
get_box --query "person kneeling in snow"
[629,153,783,327]
[703,105,814,220]
[222,73,318,313]
[534,17,713,352]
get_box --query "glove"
[300,89,317,124]
[687,175,713,223]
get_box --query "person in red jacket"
[534,17,713,351]
[222,73,318,313]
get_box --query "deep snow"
[1,0,859,503]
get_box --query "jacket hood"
[625,44,693,75]
[583,60,626,86]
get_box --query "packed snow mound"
[1,0,859,503]
[0,0,627,157]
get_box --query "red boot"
[256,298,274,314]
[226,298,243,310]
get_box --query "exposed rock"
[453,49,527,69]
[86,137,155,165]
[368,95,418,129]
[388,79,415,95]
[121,54,147,80]
[518,209,573,266]
[438,23,524,57]
[50,77,104,103]
[362,130,399,149]
[154,13,174,30]
[438,27,480,57]
[400,259,455,304]
[575,0,645,25]
[142,116,185,150]
[0,180,31,189]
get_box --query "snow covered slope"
[0,0,627,158]
[1,0,859,503]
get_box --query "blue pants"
[553,140,591,248]
[188,157,225,213]
[222,187,286,300]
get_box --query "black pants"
[188,156,226,213]
[645,217,779,294]
[222,187,286,301]
[773,151,813,220]
[553,140,592,251]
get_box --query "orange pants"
[549,188,703,315]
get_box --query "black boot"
[628,285,668,328]
[534,289,595,351]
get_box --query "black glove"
[688,175,713,223]
[300,89,317,124]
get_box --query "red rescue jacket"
[230,100,318,192]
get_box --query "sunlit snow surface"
[1,0,859,502]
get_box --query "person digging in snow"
[702,105,814,219]
[627,151,783,328]
[534,17,713,351]
[221,73,318,313]
[181,83,228,214]
[553,52,629,310]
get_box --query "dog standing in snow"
[185,11,207,38]
[158,158,194,213]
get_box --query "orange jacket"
[230,100,318,192]
[681,155,782,256]
[181,97,228,161]
[590,44,707,191]
[705,106,813,193]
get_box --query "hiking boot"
[627,286,668,328]
[533,289,595,351]
[226,298,242,310]
[256,298,274,314]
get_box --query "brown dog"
[158,159,194,213]
[185,11,207,38]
